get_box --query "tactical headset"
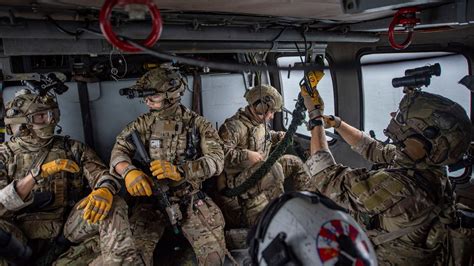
[386,106,435,162]
[252,95,275,115]
[384,91,471,165]
[244,85,282,116]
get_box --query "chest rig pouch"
[7,137,82,239]
[9,137,83,213]
[247,124,271,159]
[149,119,187,164]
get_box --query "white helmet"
[248,191,377,266]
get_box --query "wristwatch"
[307,118,323,130]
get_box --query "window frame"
[270,52,338,143]
[357,46,473,132]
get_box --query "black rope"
[46,15,85,39]
[222,94,306,197]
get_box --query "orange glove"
[150,160,183,182]
[40,159,80,178]
[300,70,325,118]
[124,169,153,196]
[77,187,113,224]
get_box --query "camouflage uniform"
[110,68,227,266]
[0,91,140,266]
[306,91,472,265]
[0,136,140,266]
[218,106,312,227]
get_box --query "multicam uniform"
[0,136,139,265]
[218,106,313,227]
[306,132,459,265]
[110,103,227,265]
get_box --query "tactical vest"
[225,110,272,178]
[243,122,271,160]
[356,168,456,265]
[6,136,83,219]
[148,108,198,172]
[220,110,283,228]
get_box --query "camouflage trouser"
[131,196,227,266]
[218,154,312,228]
[55,196,142,266]
[278,154,314,192]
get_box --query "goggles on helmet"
[27,109,60,125]
[145,93,164,103]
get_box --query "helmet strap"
[10,124,30,138]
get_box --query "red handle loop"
[99,0,162,52]
[388,7,420,50]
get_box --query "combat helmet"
[384,90,472,166]
[244,84,283,115]
[131,64,185,107]
[4,89,60,139]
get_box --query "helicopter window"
[278,56,335,138]
[201,73,248,130]
[360,52,470,140]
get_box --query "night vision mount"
[21,72,68,96]
[392,63,441,89]
[119,88,157,99]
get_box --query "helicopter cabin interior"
[0,0,472,264]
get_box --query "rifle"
[184,119,200,161]
[129,130,182,234]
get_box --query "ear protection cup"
[253,95,275,115]
[253,100,270,115]
[403,136,429,161]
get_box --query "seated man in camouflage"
[302,81,472,265]
[110,66,228,265]
[217,84,313,228]
[0,89,141,265]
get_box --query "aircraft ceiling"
[0,0,437,23]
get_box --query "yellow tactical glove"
[77,187,113,224]
[322,115,342,129]
[124,169,153,197]
[150,160,183,182]
[300,70,325,118]
[40,159,80,178]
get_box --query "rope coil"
[222,95,306,197]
